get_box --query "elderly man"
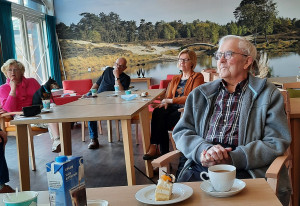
[173,35,291,205]
[87,57,130,149]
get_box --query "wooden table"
[2,179,280,206]
[131,78,152,89]
[11,89,165,191]
[67,89,160,106]
[267,76,298,88]
[290,98,300,206]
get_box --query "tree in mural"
[234,0,278,44]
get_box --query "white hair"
[218,35,257,62]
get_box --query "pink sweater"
[0,76,40,112]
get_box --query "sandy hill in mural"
[56,0,300,80]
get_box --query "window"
[7,0,46,13]
[11,2,49,84]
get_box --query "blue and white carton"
[46,156,87,206]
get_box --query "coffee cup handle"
[200,171,209,182]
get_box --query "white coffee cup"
[200,164,236,192]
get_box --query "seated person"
[143,49,204,160]
[0,59,61,152]
[0,128,15,193]
[173,35,291,206]
[87,57,130,149]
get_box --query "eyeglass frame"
[7,68,22,73]
[114,62,126,69]
[178,58,191,63]
[214,50,248,60]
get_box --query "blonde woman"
[143,49,204,160]
[0,59,61,152]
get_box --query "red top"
[0,76,40,112]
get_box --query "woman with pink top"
[0,59,61,152]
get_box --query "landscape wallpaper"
[54,0,300,84]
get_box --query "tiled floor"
[4,121,160,191]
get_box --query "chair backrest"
[279,89,291,131]
[278,89,293,203]
[159,79,172,89]
[201,68,217,82]
[282,82,300,98]
[166,74,176,80]
[62,79,93,95]
[282,82,300,89]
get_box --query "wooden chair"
[152,89,293,204]
[0,112,48,171]
[201,68,217,82]
[282,82,300,98]
[267,89,293,205]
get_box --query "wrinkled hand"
[200,144,232,167]
[159,99,172,109]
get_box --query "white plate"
[87,199,108,206]
[135,183,193,205]
[200,179,246,198]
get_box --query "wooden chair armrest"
[1,111,23,118]
[265,155,289,179]
[151,150,182,168]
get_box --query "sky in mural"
[54,0,300,26]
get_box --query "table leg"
[139,107,153,178]
[121,119,136,185]
[59,122,72,155]
[107,120,112,142]
[15,124,30,191]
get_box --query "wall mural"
[54,0,300,84]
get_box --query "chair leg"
[107,120,112,142]
[115,120,120,141]
[98,121,103,135]
[27,125,36,171]
[81,121,85,142]
[135,123,139,145]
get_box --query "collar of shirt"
[220,77,249,94]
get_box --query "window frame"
[11,2,50,84]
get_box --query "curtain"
[0,0,16,85]
[45,15,62,87]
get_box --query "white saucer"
[200,179,246,198]
[87,199,108,206]
[135,183,193,205]
[41,108,52,113]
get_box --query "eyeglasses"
[114,62,126,69]
[214,51,248,60]
[7,68,21,73]
[178,58,191,63]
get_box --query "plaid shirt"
[206,78,248,148]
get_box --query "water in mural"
[126,52,300,85]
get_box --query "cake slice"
[155,174,175,201]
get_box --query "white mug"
[200,164,236,192]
